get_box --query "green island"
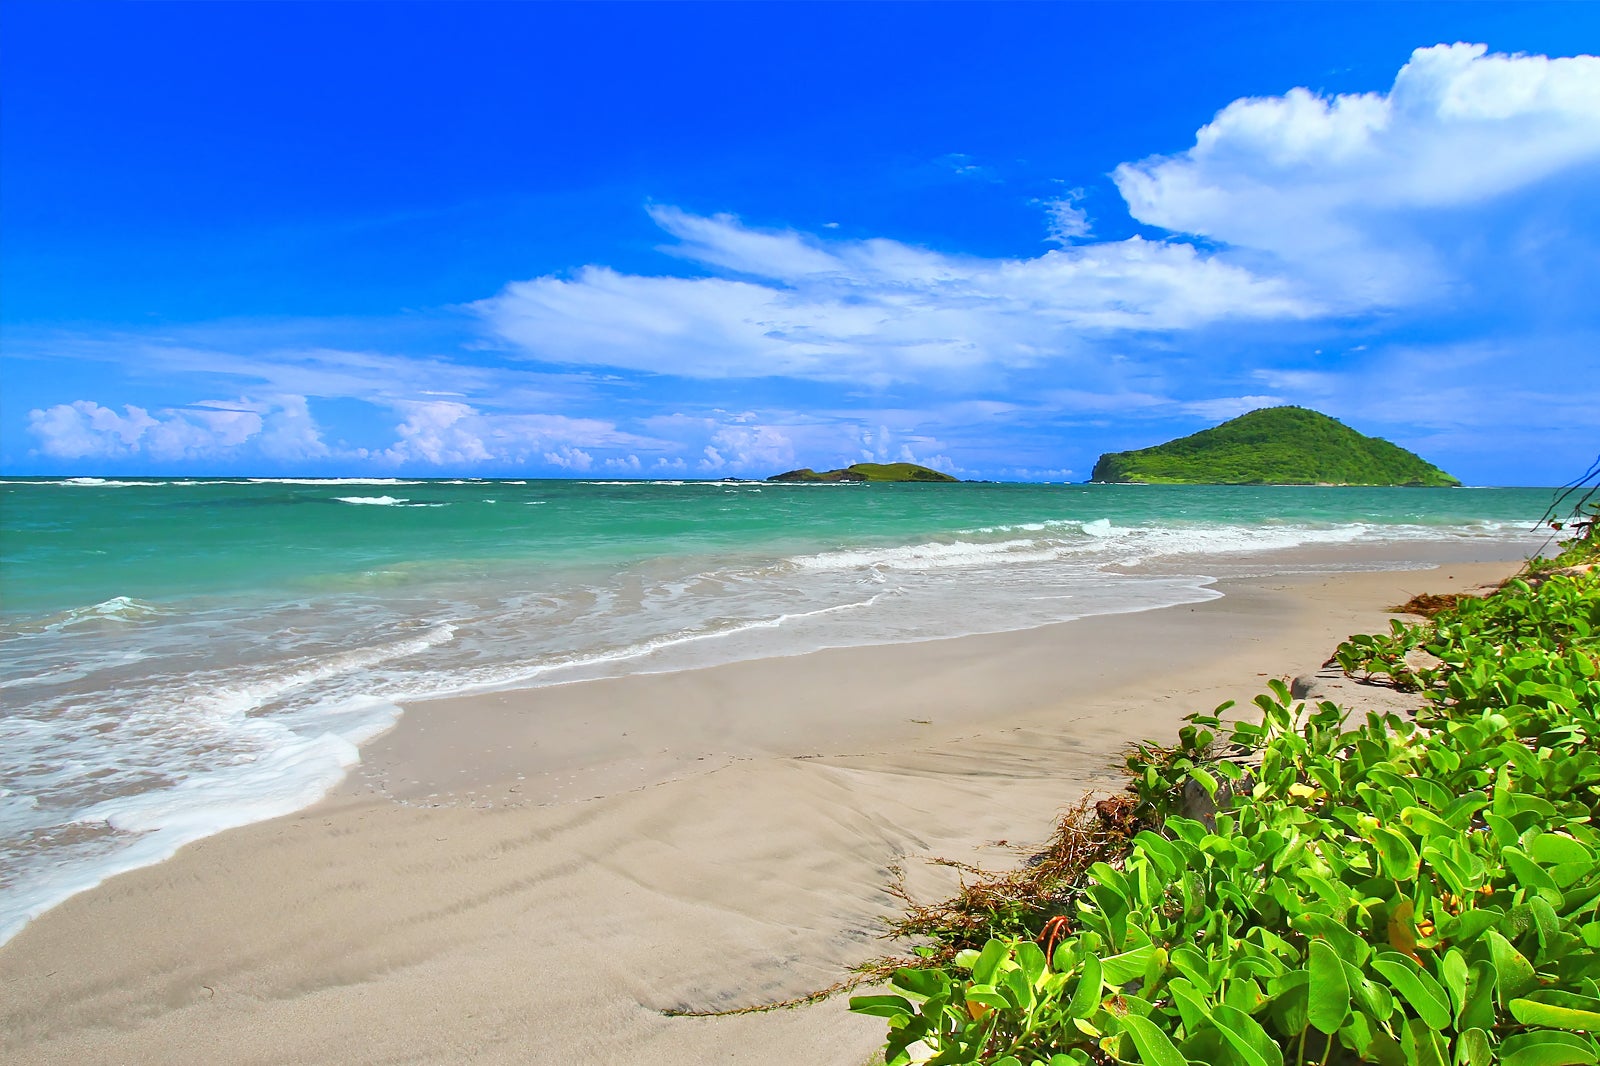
[1091,407,1460,487]
[767,462,960,483]
[849,515,1600,1066]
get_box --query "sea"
[0,476,1566,942]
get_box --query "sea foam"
[0,482,1554,946]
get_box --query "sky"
[2,3,1597,485]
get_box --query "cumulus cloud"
[27,402,156,459]
[379,399,658,467]
[380,400,494,465]
[1114,43,1600,303]
[695,422,796,474]
[27,396,329,462]
[543,446,594,471]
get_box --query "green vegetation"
[768,462,960,483]
[1533,505,1600,572]
[1090,407,1460,486]
[852,542,1599,1065]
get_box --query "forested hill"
[767,462,960,483]
[1090,407,1460,486]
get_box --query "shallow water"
[0,478,1562,940]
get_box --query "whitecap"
[248,478,424,486]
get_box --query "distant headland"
[767,462,960,483]
[1090,406,1460,487]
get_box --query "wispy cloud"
[1041,191,1093,244]
[475,211,1317,385]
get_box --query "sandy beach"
[0,558,1523,1065]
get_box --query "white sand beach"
[0,560,1521,1066]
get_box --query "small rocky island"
[1091,406,1460,486]
[767,462,959,483]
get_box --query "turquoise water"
[0,477,1562,615]
[0,476,1564,942]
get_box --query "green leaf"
[1371,951,1452,1030]
[1402,1017,1449,1066]
[1117,1012,1192,1066]
[1499,1031,1600,1066]
[1015,940,1047,987]
[1167,977,1210,1033]
[1450,909,1501,948]
[1067,955,1104,1019]
[971,939,1009,986]
[1133,831,1181,880]
[1401,806,1456,842]
[848,994,914,1018]
[1345,957,1397,1022]
[1266,970,1309,1035]
[1102,945,1159,988]
[965,986,1011,1011]
[1308,939,1350,1035]
[1503,847,1564,904]
[1341,1012,1406,1066]
[1210,1002,1284,1066]
[1374,827,1421,880]
[1458,961,1498,1032]
[1440,949,1468,1020]
[891,966,950,1000]
[1510,994,1600,1030]
[1527,832,1594,867]
[1294,912,1371,966]
[1485,929,1538,1002]
[1455,1028,1492,1066]
[1002,966,1035,1011]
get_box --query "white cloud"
[479,46,1600,389]
[650,205,841,278]
[1114,43,1600,303]
[543,446,593,471]
[694,423,796,473]
[476,211,1315,384]
[27,402,156,459]
[1042,191,1092,244]
[1181,395,1286,421]
[1006,467,1076,481]
[855,423,962,473]
[26,396,329,462]
[380,399,656,467]
[251,395,332,460]
[382,400,494,465]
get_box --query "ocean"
[0,476,1563,942]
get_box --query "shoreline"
[0,556,1524,1065]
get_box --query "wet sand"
[0,559,1520,1065]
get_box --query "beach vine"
[851,527,1600,1066]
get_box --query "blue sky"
[3,2,1597,484]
